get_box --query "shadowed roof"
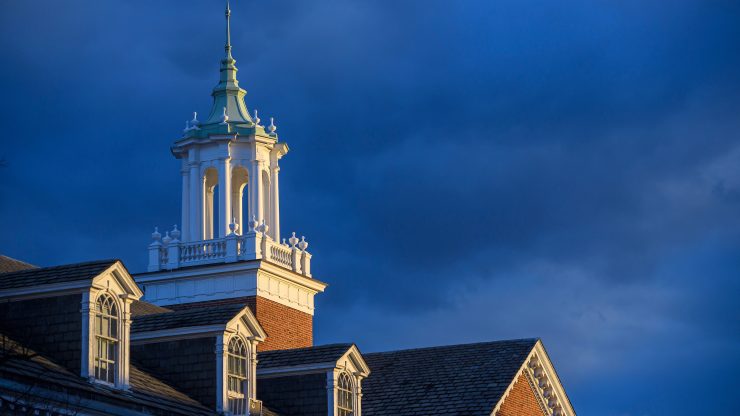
[362,339,538,416]
[0,332,213,415]
[0,259,117,291]
[131,303,247,333]
[257,343,355,370]
[0,255,36,273]
[131,300,172,317]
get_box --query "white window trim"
[81,289,133,389]
[216,331,260,414]
[327,369,363,416]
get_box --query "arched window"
[337,372,354,416]
[227,336,249,415]
[94,294,118,384]
[203,168,219,240]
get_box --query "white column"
[231,175,242,235]
[250,341,259,399]
[80,292,94,380]
[356,380,363,416]
[189,162,201,241]
[218,157,232,238]
[270,165,280,241]
[181,166,190,241]
[119,296,133,389]
[250,159,263,223]
[326,371,337,416]
[204,182,213,239]
[215,335,228,413]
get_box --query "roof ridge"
[258,342,355,355]
[0,258,119,276]
[364,338,539,356]
[137,301,245,316]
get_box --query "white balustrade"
[268,243,293,268]
[148,226,312,276]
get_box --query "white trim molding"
[491,340,575,416]
[134,260,326,315]
[81,265,142,390]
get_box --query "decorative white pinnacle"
[151,227,161,241]
[162,231,172,245]
[229,217,239,234]
[184,120,190,132]
[257,219,269,234]
[249,215,259,232]
[268,117,277,134]
[171,225,181,241]
[221,106,229,124]
[298,236,308,251]
[253,109,261,126]
[191,112,199,125]
[289,232,299,248]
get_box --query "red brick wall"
[496,373,546,416]
[250,296,312,351]
[165,295,313,352]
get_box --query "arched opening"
[261,171,271,230]
[203,167,219,240]
[337,372,354,416]
[94,293,119,384]
[231,166,249,234]
[227,336,249,415]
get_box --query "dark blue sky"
[2,0,739,414]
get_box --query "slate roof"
[0,255,36,273]
[362,339,538,416]
[131,303,246,333]
[0,259,117,291]
[258,343,355,370]
[130,300,172,317]
[0,332,214,415]
[262,405,283,416]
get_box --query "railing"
[147,227,312,277]
[269,244,293,268]
[179,239,226,264]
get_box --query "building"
[0,4,575,415]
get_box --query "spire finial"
[225,0,233,60]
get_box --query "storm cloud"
[1,0,739,414]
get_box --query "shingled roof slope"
[131,300,172,317]
[0,259,117,291]
[258,343,355,370]
[362,339,538,416]
[0,332,214,415]
[0,255,36,273]
[131,303,246,333]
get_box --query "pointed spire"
[225,0,233,60]
[203,0,253,126]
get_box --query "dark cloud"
[1,0,739,414]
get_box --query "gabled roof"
[132,303,247,333]
[257,343,370,378]
[131,303,266,342]
[0,259,143,301]
[131,300,172,317]
[0,255,36,273]
[258,343,355,369]
[362,339,538,416]
[0,259,116,290]
[0,332,214,415]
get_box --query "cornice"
[490,341,575,416]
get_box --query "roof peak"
[199,0,253,128]
[364,338,539,356]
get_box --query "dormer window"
[93,294,119,384]
[228,336,249,415]
[337,372,354,416]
